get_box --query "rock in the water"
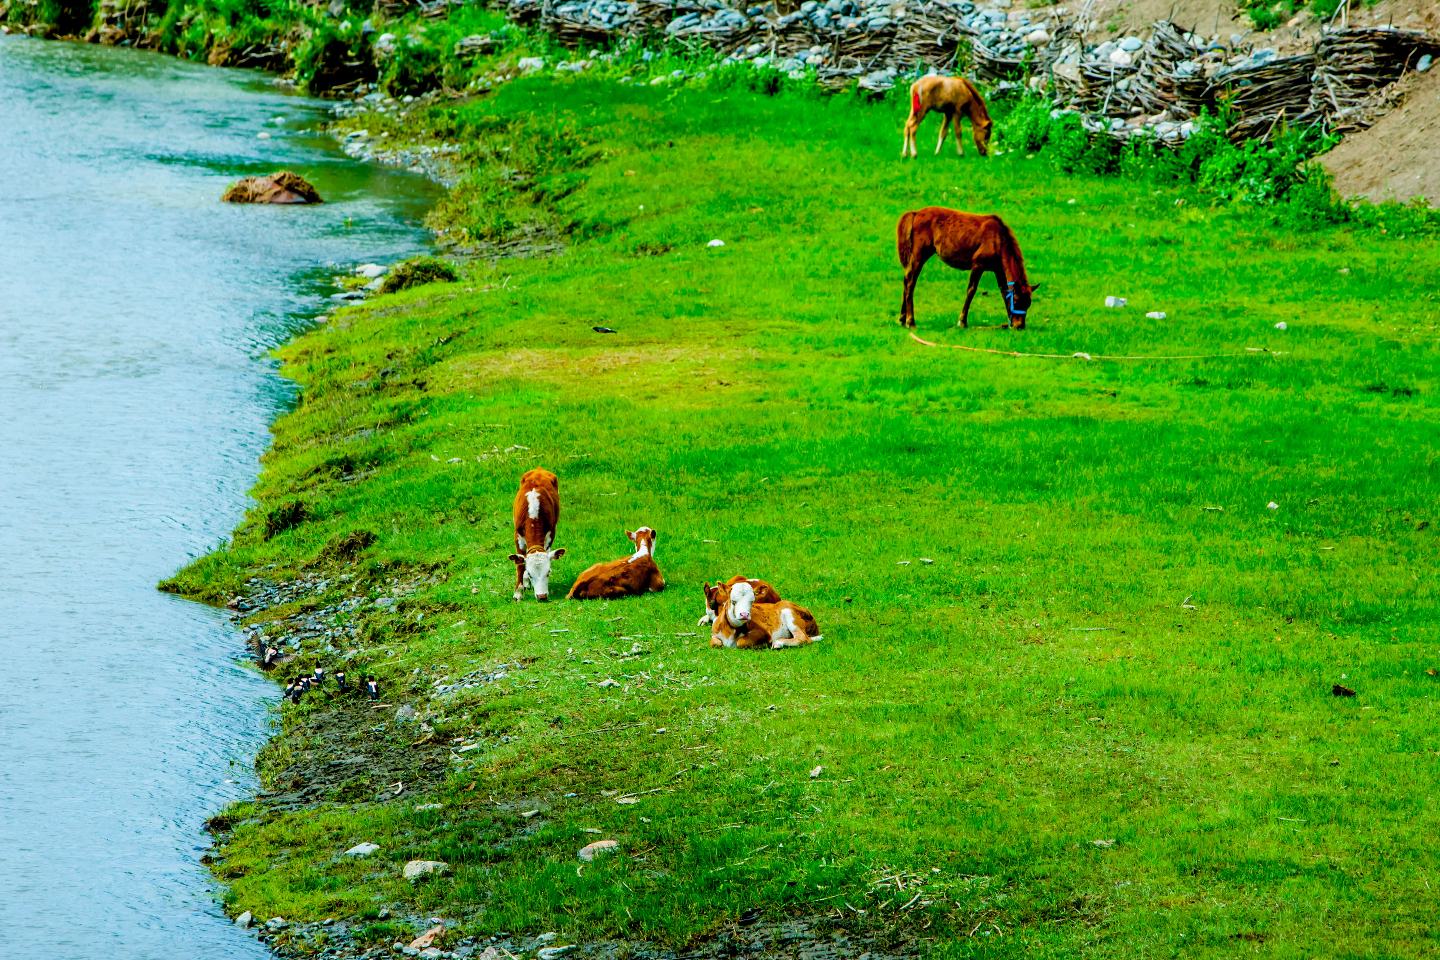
[578,839,618,861]
[235,911,253,928]
[345,841,380,856]
[222,171,323,205]
[403,859,451,880]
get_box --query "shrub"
[264,499,310,539]
[378,256,458,293]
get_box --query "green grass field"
[176,73,1440,958]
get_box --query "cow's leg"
[959,266,984,328]
[512,567,528,602]
[900,244,931,328]
[772,609,811,648]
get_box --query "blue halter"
[1004,281,1026,317]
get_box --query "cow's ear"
[508,553,524,564]
[652,530,659,540]
[551,548,566,559]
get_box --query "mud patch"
[256,707,451,811]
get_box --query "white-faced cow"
[567,527,667,600]
[697,575,782,626]
[709,580,821,649]
[509,468,565,601]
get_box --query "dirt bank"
[1322,66,1440,207]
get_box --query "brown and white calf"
[698,575,781,626]
[509,468,565,601]
[709,580,821,649]
[566,527,667,600]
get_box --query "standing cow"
[509,468,565,601]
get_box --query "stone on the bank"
[357,263,387,279]
[538,948,574,960]
[267,917,288,930]
[345,841,381,856]
[404,859,451,880]
[222,171,323,205]
[578,839,618,861]
[235,910,254,928]
[397,704,417,720]
[420,950,444,960]
[518,57,545,73]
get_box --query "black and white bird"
[365,676,379,700]
[282,677,296,699]
[335,671,349,693]
[313,666,325,688]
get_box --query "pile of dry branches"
[1310,27,1440,130]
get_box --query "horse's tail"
[897,211,915,268]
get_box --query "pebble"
[706,238,725,247]
[345,842,380,856]
[1274,321,1287,330]
[537,948,574,960]
[397,704,418,720]
[1104,296,1127,308]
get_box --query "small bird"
[282,678,295,699]
[592,326,616,334]
[313,666,325,688]
[366,676,379,700]
[335,671,349,693]
[263,646,279,668]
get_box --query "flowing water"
[0,36,441,957]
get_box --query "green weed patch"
[175,70,1440,958]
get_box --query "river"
[0,36,441,958]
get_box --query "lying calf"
[710,580,821,649]
[698,575,781,626]
[566,527,666,600]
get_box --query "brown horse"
[902,76,993,159]
[896,207,1038,329]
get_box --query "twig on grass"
[556,721,645,740]
[1068,627,1112,632]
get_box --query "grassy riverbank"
[171,71,1440,958]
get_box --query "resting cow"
[567,527,667,600]
[698,576,781,626]
[709,581,821,649]
[509,468,565,601]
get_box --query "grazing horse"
[896,207,1039,329]
[902,76,993,159]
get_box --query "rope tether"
[908,330,1285,362]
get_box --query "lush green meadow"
[176,73,1440,957]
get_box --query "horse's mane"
[990,215,1028,286]
[962,78,992,122]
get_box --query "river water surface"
[0,37,440,958]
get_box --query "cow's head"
[509,547,565,601]
[1004,281,1040,329]
[627,527,658,557]
[727,580,756,625]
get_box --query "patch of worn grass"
[181,72,1440,957]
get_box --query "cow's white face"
[728,580,755,624]
[511,548,565,601]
